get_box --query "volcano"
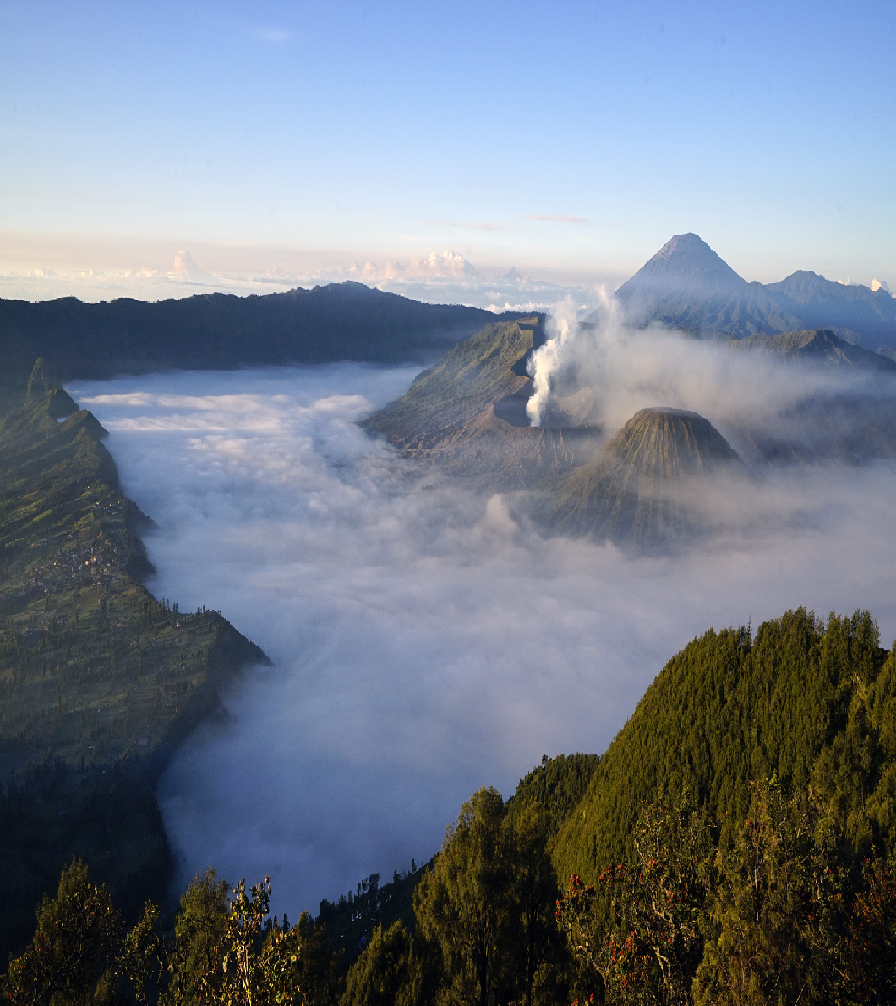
[613,233,896,348]
[618,233,747,300]
[545,407,745,547]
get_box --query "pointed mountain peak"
[617,233,747,303]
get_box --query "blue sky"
[1,0,894,303]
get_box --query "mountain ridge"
[615,234,896,348]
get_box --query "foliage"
[318,863,428,967]
[341,920,438,1006]
[507,754,602,844]
[692,782,837,1005]
[553,609,895,884]
[0,857,157,1005]
[557,798,713,1006]
[413,786,560,1006]
[164,868,230,1004]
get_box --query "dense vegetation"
[0,284,521,395]
[0,364,266,961]
[6,607,896,1003]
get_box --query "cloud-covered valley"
[70,362,896,917]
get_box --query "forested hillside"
[0,364,267,961]
[552,608,896,877]
[7,607,896,1004]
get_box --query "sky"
[68,356,896,914]
[2,0,895,305]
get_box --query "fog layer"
[71,363,896,917]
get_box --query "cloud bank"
[0,242,609,315]
[69,362,896,918]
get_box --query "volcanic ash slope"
[546,407,745,548]
[364,317,600,490]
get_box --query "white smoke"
[526,296,580,426]
[525,290,888,451]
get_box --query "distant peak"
[655,233,711,257]
[617,233,747,302]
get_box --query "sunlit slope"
[545,408,744,547]
[506,752,602,839]
[364,317,598,489]
[551,609,896,884]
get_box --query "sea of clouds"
[69,359,896,918]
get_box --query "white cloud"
[68,360,896,918]
[170,249,203,277]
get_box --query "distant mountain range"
[0,283,524,403]
[615,233,896,350]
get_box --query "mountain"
[0,375,266,959]
[731,328,896,371]
[364,316,601,490]
[615,234,896,348]
[618,232,748,299]
[550,608,896,883]
[543,408,744,548]
[0,283,525,399]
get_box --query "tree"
[413,786,561,1006]
[512,803,563,1006]
[342,920,437,1006]
[165,867,231,1005]
[288,911,344,1006]
[557,798,713,1006]
[414,787,517,1006]
[1,858,125,1005]
[693,781,834,1006]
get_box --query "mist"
[527,299,896,464]
[70,358,896,918]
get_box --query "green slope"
[551,608,896,884]
[0,375,266,959]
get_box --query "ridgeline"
[0,363,266,960]
[0,283,523,393]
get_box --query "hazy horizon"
[3,2,894,303]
